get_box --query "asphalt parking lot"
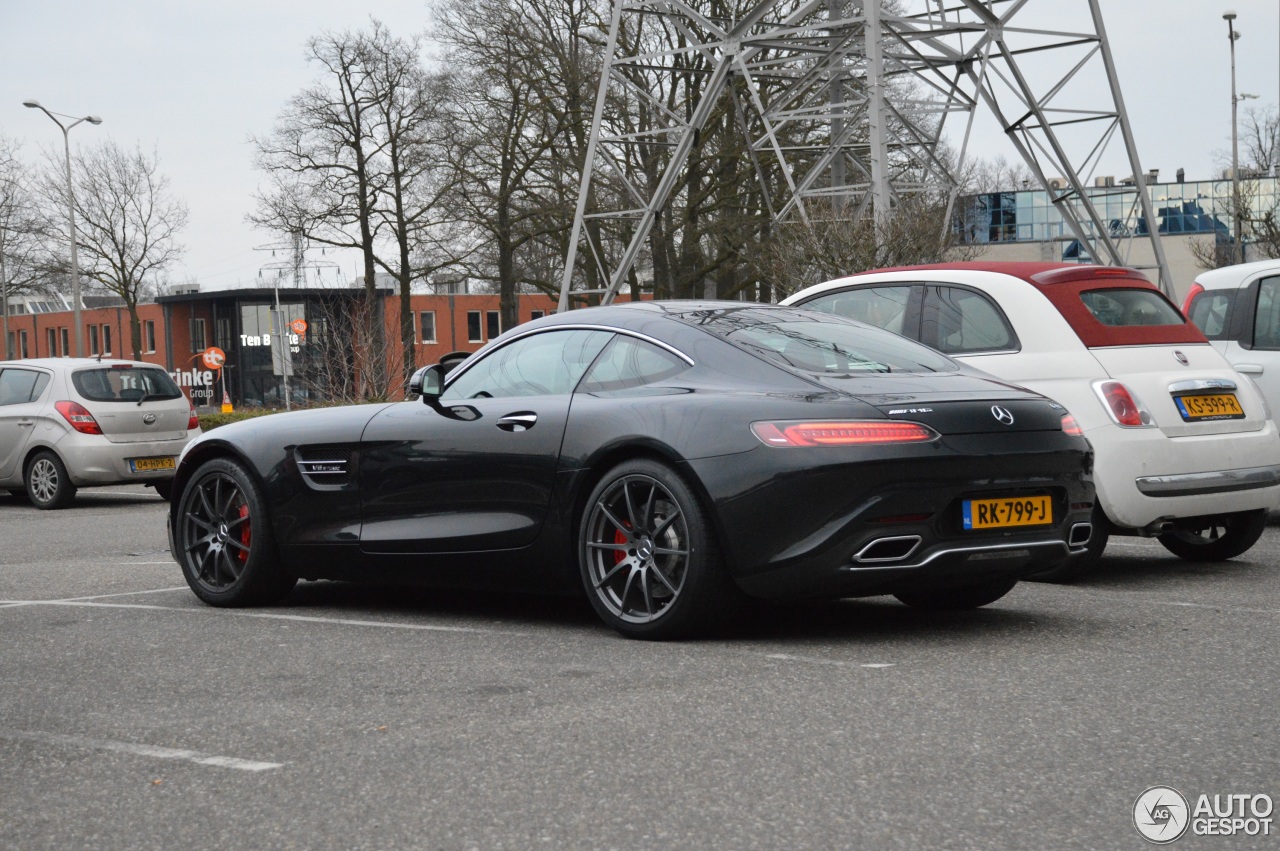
[1,485,1278,850]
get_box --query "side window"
[801,286,912,336]
[922,286,1017,354]
[579,336,689,393]
[442,329,612,401]
[0,369,45,406]
[1187,290,1235,340]
[1254,277,1280,349]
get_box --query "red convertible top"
[844,262,1207,348]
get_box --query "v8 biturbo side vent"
[295,446,352,488]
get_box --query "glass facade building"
[954,177,1279,254]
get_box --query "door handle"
[1237,363,1264,375]
[17,420,34,428]
[496,413,538,432]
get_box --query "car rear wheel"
[1026,502,1110,583]
[580,459,742,640]
[893,577,1018,610]
[175,457,296,606]
[26,451,77,510]
[1157,509,1268,562]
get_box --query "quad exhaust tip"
[853,535,923,564]
[1069,522,1092,547]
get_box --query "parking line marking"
[0,729,283,772]
[61,587,191,602]
[0,599,521,634]
[763,653,895,669]
[1151,600,1280,616]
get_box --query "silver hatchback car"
[0,358,201,509]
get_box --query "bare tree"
[1,136,51,357]
[36,141,187,359]
[963,154,1037,194]
[1190,178,1280,270]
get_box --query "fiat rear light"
[751,420,938,447]
[55,400,103,435]
[1181,282,1204,318]
[1092,380,1153,428]
[1061,414,1083,436]
[187,404,199,430]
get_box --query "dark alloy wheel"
[1027,502,1110,583]
[26,451,77,510]
[1157,509,1268,562]
[175,457,296,606]
[580,459,741,640]
[893,577,1018,610]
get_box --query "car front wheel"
[26,451,77,510]
[579,459,742,640]
[1157,510,1268,562]
[174,457,296,606]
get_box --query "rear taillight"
[55,400,103,435]
[1181,282,1204,318]
[187,405,199,430]
[751,420,938,447]
[1061,414,1083,436]
[1092,380,1153,428]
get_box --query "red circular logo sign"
[290,319,308,336]
[201,347,226,370]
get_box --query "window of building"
[17,330,28,358]
[467,311,482,343]
[486,310,500,340]
[215,318,232,352]
[59,328,69,358]
[530,310,545,321]
[144,320,156,353]
[191,318,207,352]
[101,324,112,356]
[420,311,437,344]
[46,328,57,358]
[89,325,100,356]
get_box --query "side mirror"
[410,364,445,403]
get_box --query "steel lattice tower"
[557,0,1172,309]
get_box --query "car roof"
[1194,257,1280,289]
[1,357,160,371]
[834,262,1206,348]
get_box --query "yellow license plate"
[130,456,176,473]
[1174,393,1244,421]
[962,495,1053,530]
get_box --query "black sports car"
[168,301,1094,639]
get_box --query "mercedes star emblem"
[991,405,1015,425]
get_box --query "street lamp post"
[1223,12,1261,265]
[22,100,101,357]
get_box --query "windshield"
[681,307,958,374]
[73,366,184,403]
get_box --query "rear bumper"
[1136,463,1280,497]
[45,433,190,486]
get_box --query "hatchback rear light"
[1061,414,1083,436]
[751,420,938,447]
[1092,380,1153,428]
[187,405,199,430]
[1181,282,1204,318]
[55,400,103,435]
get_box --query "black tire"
[151,479,174,501]
[25,451,77,510]
[579,459,742,640]
[1026,502,1110,583]
[174,457,296,606]
[1157,509,1268,562]
[893,577,1018,610]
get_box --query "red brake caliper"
[237,503,251,563]
[613,528,628,565]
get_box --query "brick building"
[2,288,560,407]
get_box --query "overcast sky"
[2,0,1278,292]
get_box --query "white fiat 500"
[0,358,201,509]
[783,262,1280,579]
